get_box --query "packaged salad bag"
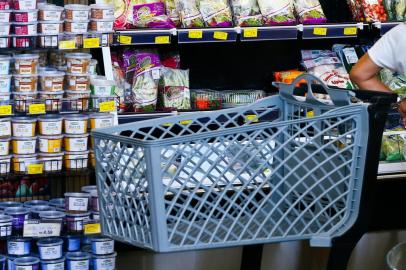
[198,0,233,27]
[294,0,327,24]
[133,1,175,28]
[175,0,205,27]
[257,0,296,25]
[165,0,181,26]
[158,68,191,110]
[230,0,263,26]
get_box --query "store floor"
[116,230,406,270]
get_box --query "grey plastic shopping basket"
[92,74,372,252]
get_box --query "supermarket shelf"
[114,29,176,45]
[373,21,403,35]
[239,26,298,41]
[178,28,237,43]
[378,161,406,175]
[301,23,365,39]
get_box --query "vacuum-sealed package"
[294,0,327,24]
[257,0,296,25]
[198,0,233,27]
[230,0,263,26]
[159,68,190,110]
[175,0,205,27]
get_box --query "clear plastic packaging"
[230,0,263,26]
[294,0,327,24]
[257,0,296,25]
[199,0,233,27]
[175,0,205,28]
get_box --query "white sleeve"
[368,25,403,71]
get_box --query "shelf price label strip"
[24,220,62,237]
[0,105,12,116]
[155,36,170,44]
[84,223,101,235]
[243,28,258,38]
[59,40,76,50]
[84,37,101,48]
[29,104,45,115]
[188,30,203,39]
[99,101,116,112]
[27,164,44,175]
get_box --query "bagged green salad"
[294,0,327,24]
[175,0,205,27]
[384,0,406,21]
[257,0,296,25]
[230,0,263,26]
[198,0,233,27]
[158,68,191,110]
[381,133,405,161]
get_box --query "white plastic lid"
[65,53,92,60]
[40,71,64,77]
[64,133,89,138]
[64,4,90,10]
[39,91,64,95]
[12,116,36,123]
[13,9,38,13]
[13,54,40,60]
[39,5,63,11]
[39,20,63,24]
[38,134,63,139]
[64,19,90,23]
[13,74,38,78]
[64,114,89,120]
[12,22,39,25]
[90,4,114,9]
[0,55,11,61]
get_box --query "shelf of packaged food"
[239,26,299,41]
[113,29,176,46]
[178,28,238,43]
[373,21,403,35]
[301,23,365,39]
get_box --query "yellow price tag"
[0,105,12,116]
[245,114,259,123]
[27,164,43,175]
[118,35,132,44]
[306,111,314,118]
[83,37,100,48]
[180,120,192,125]
[188,30,203,39]
[99,101,116,112]
[243,28,258,38]
[313,27,327,36]
[344,27,357,36]
[162,123,173,127]
[29,104,45,114]
[155,36,170,44]
[84,223,101,235]
[59,40,76,50]
[213,31,228,40]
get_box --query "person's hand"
[398,99,406,126]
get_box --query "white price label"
[23,220,61,237]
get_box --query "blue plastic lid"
[14,256,40,266]
[66,252,90,261]
[37,237,63,247]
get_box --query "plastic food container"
[89,19,113,32]
[90,236,114,255]
[13,74,38,92]
[39,210,65,221]
[12,136,37,154]
[64,20,89,34]
[0,137,10,155]
[39,152,63,171]
[90,96,116,111]
[90,77,115,96]
[48,198,64,210]
[65,4,90,20]
[66,252,90,270]
[0,214,12,237]
[66,90,90,111]
[12,153,37,172]
[39,134,62,153]
[0,117,11,137]
[64,133,88,152]
[38,34,58,48]
[90,4,113,20]
[38,115,62,136]
[0,36,10,48]
[64,150,88,169]
[0,23,10,35]
[89,113,114,130]
[41,257,65,270]
[0,1,10,10]
[66,73,90,91]
[0,154,10,173]
[37,237,63,260]
[0,92,9,101]
[13,9,37,22]
[65,53,92,74]
[30,205,55,219]
[4,207,29,231]
[13,0,36,10]
[0,55,10,74]
[12,22,37,35]
[38,4,63,21]
[38,66,57,74]
[12,117,36,137]
[0,201,21,210]
[38,20,63,34]
[0,74,11,92]
[12,35,36,48]
[81,186,96,193]
[24,200,48,208]
[13,92,37,112]
[0,10,11,22]
[7,237,31,255]
[66,212,90,233]
[65,192,90,213]
[65,235,80,252]
[92,252,116,270]
[39,91,63,112]
[13,256,40,270]
[39,71,64,91]
[64,114,88,134]
[14,54,39,75]
[90,190,99,212]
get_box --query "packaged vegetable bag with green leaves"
[230,0,263,26]
[175,0,205,27]
[381,133,406,161]
[158,68,191,110]
[294,0,327,24]
[198,0,233,27]
[257,0,296,25]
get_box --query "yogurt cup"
[30,205,55,219]
[66,73,90,91]
[13,9,37,22]
[90,237,114,255]
[39,71,64,91]
[12,22,37,35]
[64,192,90,213]
[39,152,63,171]
[37,237,63,260]
[92,252,116,270]
[66,212,90,234]
[0,23,10,35]
[0,117,11,137]
[12,153,37,172]
[90,77,115,96]
[38,21,63,35]
[39,135,62,153]
[13,256,40,270]
[0,74,11,92]
[0,137,10,155]
[64,151,88,169]
[12,137,37,154]
[0,55,10,75]
[38,115,62,136]
[23,200,48,208]
[13,0,36,10]
[0,36,10,48]
[65,54,91,75]
[65,236,81,252]
[64,134,88,152]
[39,91,63,112]
[12,117,36,137]
[0,92,9,101]
[7,255,18,270]
[0,154,10,174]
[66,91,90,111]
[48,198,64,210]
[38,5,63,21]
[64,4,90,21]
[64,114,88,135]
[64,20,89,34]
[12,35,37,48]
[0,10,11,22]
[89,19,113,32]
[13,74,38,92]
[7,237,31,255]
[38,66,57,74]
[40,257,65,270]
[0,214,12,237]
[0,0,10,10]
[89,113,114,130]
[4,207,29,231]
[39,210,65,222]
[90,190,99,212]
[0,201,21,210]
[81,185,96,193]
[14,54,39,75]
[90,4,114,20]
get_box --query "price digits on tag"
[59,40,76,49]
[29,104,45,114]
[155,36,170,44]
[344,27,357,36]
[313,27,327,36]
[0,105,12,116]
[213,31,228,40]
[84,37,100,48]
[27,164,43,174]
[188,30,203,39]
[244,28,258,38]
[84,223,101,234]
[99,101,116,112]
[118,35,132,44]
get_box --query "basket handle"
[278,74,355,107]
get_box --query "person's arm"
[350,53,392,93]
